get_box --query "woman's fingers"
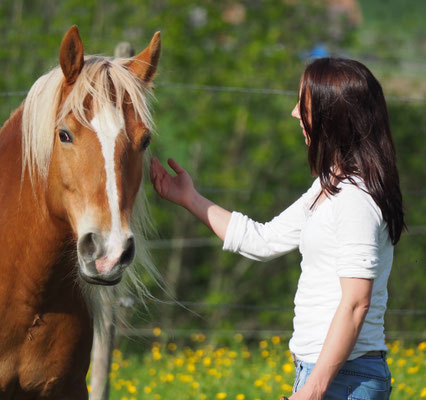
[167,158,185,174]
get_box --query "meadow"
[88,330,426,400]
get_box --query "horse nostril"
[119,236,136,267]
[78,232,102,262]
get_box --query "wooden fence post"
[89,41,134,400]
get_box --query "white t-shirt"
[223,177,393,363]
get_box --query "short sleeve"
[333,184,383,279]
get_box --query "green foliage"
[0,0,424,341]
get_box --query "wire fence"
[0,82,426,102]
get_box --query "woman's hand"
[150,157,195,208]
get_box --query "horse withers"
[0,26,160,399]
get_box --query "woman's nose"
[291,103,301,119]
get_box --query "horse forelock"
[22,55,155,184]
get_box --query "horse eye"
[141,134,151,151]
[59,129,73,143]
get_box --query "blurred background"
[0,0,425,398]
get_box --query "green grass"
[88,332,426,400]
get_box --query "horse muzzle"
[77,231,136,285]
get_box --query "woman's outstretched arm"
[150,157,232,241]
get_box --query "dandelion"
[153,327,162,337]
[203,357,212,366]
[111,362,120,371]
[87,385,91,393]
[192,382,200,389]
[144,386,152,394]
[234,333,243,342]
[254,379,264,387]
[272,336,281,344]
[420,387,426,397]
[128,385,137,394]
[407,366,419,374]
[397,358,406,367]
[259,340,268,349]
[216,392,227,399]
[236,394,245,400]
[418,342,426,351]
[261,350,270,358]
[168,343,177,351]
[282,363,293,374]
[281,383,293,392]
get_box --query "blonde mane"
[22,55,154,183]
[21,55,163,333]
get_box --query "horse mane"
[21,55,163,334]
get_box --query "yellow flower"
[272,336,281,344]
[154,395,162,400]
[149,368,156,376]
[153,327,162,337]
[274,374,283,382]
[420,387,426,397]
[128,385,137,394]
[254,379,264,387]
[397,358,406,367]
[236,394,245,400]
[391,378,395,384]
[113,349,122,359]
[166,373,174,382]
[259,340,268,349]
[229,351,238,358]
[192,381,200,389]
[407,366,419,374]
[234,333,244,342]
[144,386,152,394]
[216,393,227,399]
[111,362,120,371]
[187,363,196,373]
[200,394,207,400]
[387,357,393,365]
[168,343,177,351]
[404,348,414,357]
[282,363,293,374]
[281,383,293,392]
[418,342,426,351]
[242,351,251,359]
[203,357,212,366]
[87,385,91,393]
[261,350,270,358]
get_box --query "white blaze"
[91,108,125,259]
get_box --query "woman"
[150,58,404,399]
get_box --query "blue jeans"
[293,353,392,399]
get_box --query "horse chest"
[0,310,92,399]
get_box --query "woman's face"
[291,85,310,146]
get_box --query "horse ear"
[127,32,161,83]
[59,25,84,85]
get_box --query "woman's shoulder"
[332,176,383,221]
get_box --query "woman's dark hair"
[300,57,405,244]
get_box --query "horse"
[0,25,161,399]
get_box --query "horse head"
[23,26,161,286]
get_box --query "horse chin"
[78,270,123,286]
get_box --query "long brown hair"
[300,58,405,244]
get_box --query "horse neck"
[0,106,75,302]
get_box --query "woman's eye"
[59,129,73,143]
[141,134,151,151]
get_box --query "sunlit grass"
[88,331,426,400]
